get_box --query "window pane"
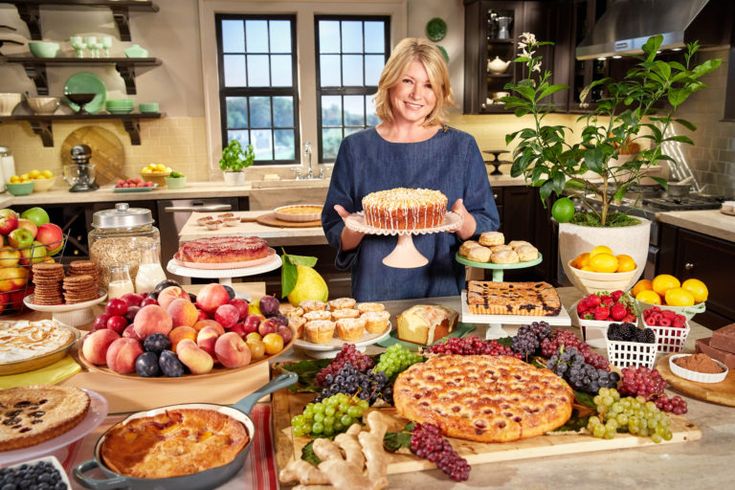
[222,20,244,52]
[341,21,362,52]
[322,128,343,160]
[273,96,293,127]
[249,97,271,128]
[226,97,248,129]
[364,22,385,53]
[320,55,341,86]
[342,55,363,86]
[247,55,270,86]
[321,96,342,126]
[270,20,291,53]
[274,129,295,160]
[364,55,384,86]
[366,96,379,126]
[271,55,292,87]
[252,129,273,160]
[224,55,246,86]
[319,21,340,53]
[344,95,364,126]
[227,130,249,146]
[245,20,268,52]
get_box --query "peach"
[133,304,173,339]
[157,286,190,310]
[106,338,144,374]
[82,329,121,365]
[214,304,239,328]
[169,325,197,352]
[195,283,230,313]
[176,339,214,374]
[122,325,141,341]
[193,319,225,335]
[196,325,221,357]
[166,298,199,328]
[215,332,252,368]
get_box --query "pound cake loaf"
[362,188,447,231]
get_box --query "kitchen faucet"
[294,141,324,179]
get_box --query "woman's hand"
[335,205,365,251]
[451,199,477,240]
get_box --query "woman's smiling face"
[389,60,437,125]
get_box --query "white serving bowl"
[26,96,61,115]
[669,353,729,383]
[566,259,638,295]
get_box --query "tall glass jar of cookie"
[88,203,161,290]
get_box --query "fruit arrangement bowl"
[635,300,706,321]
[5,181,34,196]
[566,259,638,294]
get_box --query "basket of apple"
[80,281,295,378]
[0,207,65,316]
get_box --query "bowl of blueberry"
[0,456,71,489]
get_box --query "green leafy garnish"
[275,359,331,392]
[280,250,319,298]
[301,440,321,465]
[383,423,415,452]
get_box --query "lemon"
[29,170,42,179]
[589,253,619,273]
[616,254,637,272]
[681,278,708,303]
[665,287,695,307]
[41,170,53,178]
[652,274,680,296]
[287,265,329,305]
[589,245,613,257]
[636,290,662,305]
[20,173,30,181]
[9,175,20,184]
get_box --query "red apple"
[229,298,250,321]
[0,209,18,236]
[16,219,38,239]
[35,223,64,254]
[121,292,144,308]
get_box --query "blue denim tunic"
[321,127,500,301]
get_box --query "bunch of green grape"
[373,344,423,378]
[291,393,369,437]
[587,387,673,443]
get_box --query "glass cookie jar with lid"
[89,202,162,289]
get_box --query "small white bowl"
[669,353,729,383]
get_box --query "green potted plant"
[503,33,721,290]
[164,170,187,189]
[219,139,255,186]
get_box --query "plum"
[125,305,141,323]
[135,352,161,377]
[223,285,236,300]
[159,350,186,377]
[270,315,288,328]
[259,295,281,317]
[143,333,172,354]
[140,296,158,307]
[188,292,197,303]
[154,279,180,294]
[105,298,128,317]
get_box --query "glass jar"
[88,202,162,289]
[135,245,167,294]
[108,265,135,299]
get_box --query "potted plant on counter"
[503,33,721,291]
[219,139,255,186]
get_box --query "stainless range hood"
[576,0,732,60]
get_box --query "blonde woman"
[322,37,499,301]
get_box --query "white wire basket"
[606,333,658,369]
[642,319,691,354]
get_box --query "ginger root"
[358,411,389,489]
[279,459,329,485]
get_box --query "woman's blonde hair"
[374,37,454,126]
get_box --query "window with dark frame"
[216,14,299,165]
[315,16,390,162]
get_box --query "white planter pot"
[559,218,651,293]
[223,171,246,186]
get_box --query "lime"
[551,197,575,223]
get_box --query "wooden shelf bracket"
[29,119,54,147]
[16,3,41,40]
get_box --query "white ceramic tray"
[459,290,572,326]
[166,252,281,282]
[294,323,392,359]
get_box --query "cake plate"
[166,249,282,285]
[455,253,543,282]
[23,292,107,327]
[344,212,463,268]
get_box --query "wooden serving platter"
[273,391,701,474]
[657,354,735,407]
[256,212,322,228]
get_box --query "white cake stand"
[23,292,107,327]
[344,212,463,268]
[166,252,282,285]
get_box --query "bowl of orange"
[632,275,707,320]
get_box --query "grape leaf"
[383,423,415,453]
[301,440,321,465]
[574,390,597,410]
[274,359,331,392]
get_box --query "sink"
[250,179,330,189]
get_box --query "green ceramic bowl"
[138,102,159,113]
[6,182,34,196]
[29,41,60,58]
[106,99,134,108]
[164,175,187,189]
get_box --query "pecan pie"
[175,236,269,263]
[467,281,562,316]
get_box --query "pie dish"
[0,320,79,375]
[274,204,323,223]
[466,281,562,316]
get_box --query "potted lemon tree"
[219,139,255,186]
[503,33,721,291]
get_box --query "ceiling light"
[672,48,683,52]
[612,55,622,59]
[597,57,606,61]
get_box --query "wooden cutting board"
[273,391,700,475]
[657,354,735,407]
[256,212,322,228]
[60,126,126,186]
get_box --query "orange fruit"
[652,274,680,296]
[589,245,613,258]
[681,278,708,303]
[589,253,619,273]
[636,289,662,305]
[581,265,595,272]
[571,252,591,269]
[665,287,695,307]
[631,279,653,297]
[616,254,637,272]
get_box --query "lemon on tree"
[281,252,328,305]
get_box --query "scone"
[280,304,304,317]
[328,297,357,310]
[331,308,360,320]
[490,244,513,253]
[466,245,491,263]
[336,317,367,341]
[508,240,532,249]
[289,315,307,338]
[479,231,504,247]
[304,320,335,344]
[362,310,391,334]
[516,245,539,261]
[357,302,385,314]
[491,249,520,264]
[304,310,331,322]
[300,300,327,312]
[459,240,480,257]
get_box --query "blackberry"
[643,328,656,344]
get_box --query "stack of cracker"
[63,275,98,304]
[68,260,99,292]
[31,263,64,305]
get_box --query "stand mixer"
[65,144,99,192]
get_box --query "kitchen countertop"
[657,209,735,243]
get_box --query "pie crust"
[467,281,562,316]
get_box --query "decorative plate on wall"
[425,17,447,42]
[437,45,449,63]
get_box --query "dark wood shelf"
[487,73,512,79]
[487,39,514,44]
[0,112,164,147]
[480,104,510,114]
[2,57,162,95]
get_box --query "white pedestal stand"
[166,254,282,286]
[23,292,107,327]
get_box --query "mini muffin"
[459,240,480,257]
[357,302,385,314]
[490,244,513,253]
[331,308,360,320]
[466,245,491,263]
[336,317,367,341]
[491,249,520,264]
[304,320,336,344]
[304,310,332,322]
[289,315,307,339]
[300,300,327,313]
[362,310,391,334]
[508,240,533,249]
[280,303,304,317]
[328,297,357,310]
[516,245,539,262]
[479,231,504,247]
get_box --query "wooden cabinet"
[657,223,735,329]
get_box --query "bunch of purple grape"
[410,423,470,481]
